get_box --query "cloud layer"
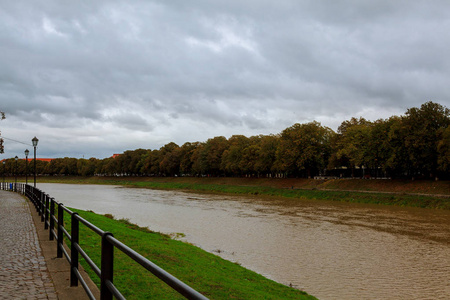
[1,0,449,158]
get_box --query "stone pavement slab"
[0,190,57,299]
[1,189,101,300]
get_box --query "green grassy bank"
[64,208,316,300]
[35,176,450,209]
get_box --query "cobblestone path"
[0,190,58,299]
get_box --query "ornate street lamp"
[25,149,29,184]
[32,137,39,188]
[14,155,18,191]
[2,161,5,188]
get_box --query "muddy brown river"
[39,183,450,299]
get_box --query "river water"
[38,183,450,299]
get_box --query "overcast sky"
[1,0,449,159]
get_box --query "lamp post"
[2,161,5,188]
[32,137,39,188]
[25,149,29,185]
[14,156,18,191]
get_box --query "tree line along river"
[39,183,450,300]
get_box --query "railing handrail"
[2,182,209,300]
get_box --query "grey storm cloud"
[1,0,449,158]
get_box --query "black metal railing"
[3,182,208,300]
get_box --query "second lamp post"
[32,137,38,188]
[14,156,18,191]
[25,149,29,185]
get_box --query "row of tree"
[2,102,449,179]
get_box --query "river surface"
[38,183,450,299]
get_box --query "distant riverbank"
[23,176,450,209]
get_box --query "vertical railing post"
[35,189,39,212]
[34,187,38,210]
[71,213,79,287]
[49,198,55,241]
[37,189,41,213]
[57,204,64,258]
[44,194,49,229]
[101,232,114,300]
[40,191,45,222]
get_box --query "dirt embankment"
[130,177,450,197]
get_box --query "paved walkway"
[0,190,57,299]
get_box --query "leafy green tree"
[44,159,59,175]
[275,121,334,177]
[149,150,162,175]
[114,153,127,175]
[135,151,149,175]
[115,149,147,176]
[77,158,98,176]
[221,135,249,175]
[102,157,118,176]
[383,116,411,176]
[129,149,148,175]
[333,117,372,174]
[139,150,161,175]
[401,101,449,178]
[159,142,181,176]
[191,142,206,175]
[438,127,450,172]
[327,132,346,173]
[203,136,228,176]
[44,158,75,175]
[367,118,398,177]
[254,134,279,177]
[35,159,49,176]
[297,122,334,177]
[179,142,199,175]
[77,159,88,176]
[240,143,259,176]
[60,157,78,175]
[94,158,106,175]
[137,151,150,174]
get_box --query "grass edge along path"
[65,208,317,300]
